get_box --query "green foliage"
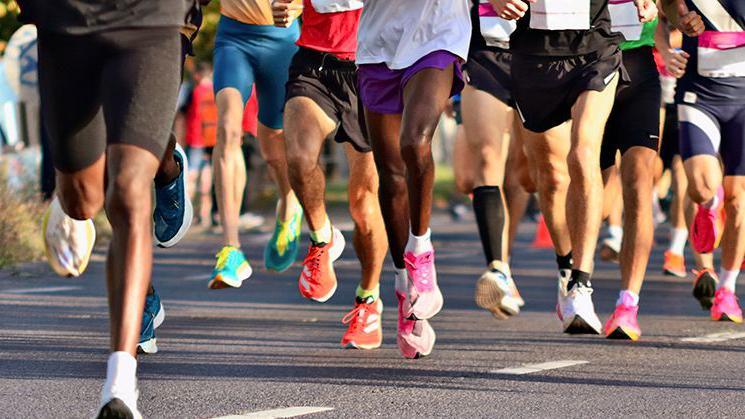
[0,163,44,268]
[193,1,221,63]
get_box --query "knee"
[534,160,568,196]
[105,174,152,227]
[687,179,717,204]
[567,145,599,179]
[455,175,474,195]
[216,119,243,151]
[724,191,745,218]
[400,122,435,164]
[348,184,379,230]
[286,145,316,178]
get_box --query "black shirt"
[18,0,194,34]
[510,0,623,56]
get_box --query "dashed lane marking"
[3,286,82,294]
[681,331,745,343]
[212,406,334,419]
[491,360,589,375]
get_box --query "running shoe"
[692,268,718,310]
[341,297,383,350]
[42,196,96,278]
[298,227,345,302]
[396,291,435,359]
[556,270,602,334]
[264,204,303,272]
[711,288,743,323]
[138,289,165,354]
[402,250,444,320]
[599,237,620,264]
[153,143,193,248]
[474,268,521,319]
[96,398,142,419]
[604,300,641,341]
[663,250,687,278]
[507,275,526,307]
[208,246,253,289]
[691,188,724,254]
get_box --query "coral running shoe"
[298,227,345,302]
[556,270,602,334]
[711,288,743,323]
[691,188,724,254]
[265,204,303,272]
[474,268,521,319]
[402,250,444,320]
[43,196,96,278]
[604,298,641,341]
[208,246,252,289]
[396,291,435,359]
[663,251,687,278]
[692,268,718,310]
[341,297,383,350]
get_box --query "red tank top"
[296,0,361,60]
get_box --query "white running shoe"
[556,270,602,334]
[475,269,521,318]
[42,196,96,278]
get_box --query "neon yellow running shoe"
[208,246,252,289]
[264,206,303,272]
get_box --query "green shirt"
[620,18,658,51]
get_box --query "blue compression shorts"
[678,100,745,176]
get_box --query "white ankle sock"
[394,267,408,293]
[617,289,639,307]
[103,352,137,408]
[669,227,688,255]
[718,269,739,292]
[405,228,433,255]
[608,225,623,241]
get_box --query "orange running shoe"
[663,251,687,278]
[341,297,383,350]
[298,227,345,302]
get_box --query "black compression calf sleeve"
[472,186,506,265]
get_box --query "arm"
[272,0,303,28]
[634,0,658,23]
[488,0,535,21]
[658,0,704,36]
[654,12,689,78]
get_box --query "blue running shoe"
[264,206,303,272]
[154,143,193,248]
[138,288,165,354]
[209,246,253,289]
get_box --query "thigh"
[345,144,379,196]
[254,39,298,130]
[523,121,572,176]
[401,65,455,136]
[571,71,619,153]
[678,103,721,161]
[284,96,337,159]
[101,29,182,162]
[213,44,255,104]
[720,106,745,177]
[461,84,512,180]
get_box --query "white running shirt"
[356,0,472,69]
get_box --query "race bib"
[529,0,590,31]
[697,31,745,78]
[478,1,516,47]
[310,0,363,13]
[609,0,642,41]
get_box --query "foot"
[96,398,142,419]
[138,289,165,354]
[396,291,435,359]
[42,196,96,277]
[691,188,724,254]
[599,238,620,264]
[692,268,718,310]
[298,227,345,302]
[556,270,602,334]
[474,268,521,319]
[604,302,641,341]
[153,143,193,248]
[402,250,444,320]
[711,288,743,323]
[341,297,383,350]
[663,250,687,278]
[208,246,253,289]
[264,205,303,272]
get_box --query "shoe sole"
[714,313,744,324]
[208,264,253,289]
[606,326,640,341]
[693,275,717,310]
[663,268,687,278]
[155,143,194,249]
[137,303,165,354]
[343,341,382,350]
[475,276,519,319]
[563,315,601,335]
[97,398,141,419]
[599,244,619,264]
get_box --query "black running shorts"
[512,46,628,133]
[38,28,181,173]
[659,103,680,170]
[463,47,514,107]
[285,47,369,153]
[600,46,661,170]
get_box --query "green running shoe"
[208,246,252,289]
[264,206,303,272]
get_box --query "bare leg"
[721,176,745,271]
[257,123,300,222]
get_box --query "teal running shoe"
[208,246,253,289]
[264,206,303,272]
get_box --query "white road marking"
[681,331,745,343]
[212,406,334,419]
[3,286,82,294]
[491,360,589,375]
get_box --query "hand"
[664,48,689,78]
[488,0,534,20]
[676,0,704,36]
[634,0,658,23]
[272,0,303,28]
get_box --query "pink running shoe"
[396,291,435,359]
[691,187,724,254]
[403,250,444,320]
[711,288,743,324]
[604,302,641,341]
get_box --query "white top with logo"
[529,0,590,31]
[310,0,362,13]
[698,31,745,78]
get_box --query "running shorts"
[600,46,661,170]
[285,47,370,153]
[463,47,514,107]
[512,46,628,133]
[678,101,745,176]
[452,93,463,125]
[38,28,181,173]
[660,103,679,170]
[213,16,299,129]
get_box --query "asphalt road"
[1,212,744,418]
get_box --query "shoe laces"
[404,252,434,292]
[342,302,372,335]
[302,244,327,285]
